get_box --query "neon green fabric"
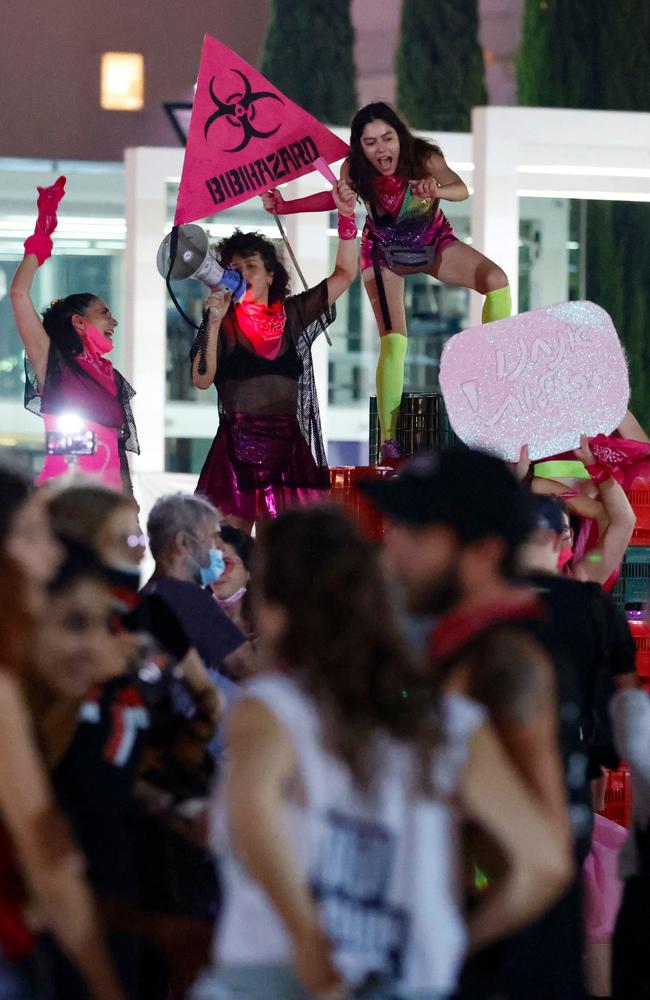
[481,285,512,323]
[376,332,408,443]
[533,460,590,480]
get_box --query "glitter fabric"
[360,176,457,271]
[439,301,630,462]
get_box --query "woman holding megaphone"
[10,177,139,493]
[190,178,357,531]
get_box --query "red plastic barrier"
[328,466,394,541]
[628,619,650,678]
[628,484,650,545]
[599,766,632,828]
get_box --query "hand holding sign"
[439,301,629,462]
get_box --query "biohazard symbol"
[203,69,283,152]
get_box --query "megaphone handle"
[272,212,332,347]
[195,312,210,376]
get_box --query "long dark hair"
[41,293,98,357]
[348,102,443,207]
[216,230,290,305]
[256,506,441,789]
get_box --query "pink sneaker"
[378,439,403,467]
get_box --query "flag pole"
[272,211,332,346]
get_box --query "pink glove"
[24,175,66,265]
[261,188,336,216]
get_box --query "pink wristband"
[337,214,358,240]
[24,232,53,266]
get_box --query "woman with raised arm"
[263,102,510,464]
[9,177,139,493]
[191,179,357,531]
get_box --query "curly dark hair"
[41,293,98,357]
[215,230,290,304]
[255,506,442,790]
[348,102,443,209]
[219,524,254,571]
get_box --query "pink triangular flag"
[174,35,349,225]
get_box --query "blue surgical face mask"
[199,546,226,586]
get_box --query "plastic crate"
[611,546,650,609]
[328,466,394,541]
[628,619,650,678]
[628,484,650,546]
[369,392,461,465]
[599,766,632,828]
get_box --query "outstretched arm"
[261,188,336,216]
[10,255,50,390]
[325,179,358,307]
[10,176,66,389]
[572,436,635,584]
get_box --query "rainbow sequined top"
[365,174,442,248]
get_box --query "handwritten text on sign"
[439,301,629,461]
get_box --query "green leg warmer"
[481,285,512,323]
[376,332,408,443]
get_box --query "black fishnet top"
[24,343,140,455]
[191,280,334,471]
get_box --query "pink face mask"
[557,545,573,570]
[82,322,113,356]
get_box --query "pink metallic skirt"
[360,208,458,272]
[196,411,329,521]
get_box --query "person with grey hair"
[142,492,246,758]
[146,492,225,586]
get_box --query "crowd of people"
[3,94,650,1000]
[0,443,648,1000]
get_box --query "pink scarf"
[76,323,118,396]
[235,297,287,360]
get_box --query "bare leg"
[428,240,509,294]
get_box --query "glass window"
[518,197,582,313]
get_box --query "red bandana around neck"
[374,174,408,217]
[429,595,544,664]
[235,297,287,360]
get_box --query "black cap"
[359,448,533,547]
[528,493,566,535]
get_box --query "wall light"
[101,52,144,111]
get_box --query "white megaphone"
[156,224,246,301]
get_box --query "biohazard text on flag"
[174,35,350,225]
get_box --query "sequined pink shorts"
[360,210,458,272]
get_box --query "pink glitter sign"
[439,301,629,461]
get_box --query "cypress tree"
[261,0,357,125]
[518,0,650,428]
[396,0,487,132]
[517,0,598,109]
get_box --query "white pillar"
[123,147,179,473]
[471,107,520,324]
[285,174,331,453]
